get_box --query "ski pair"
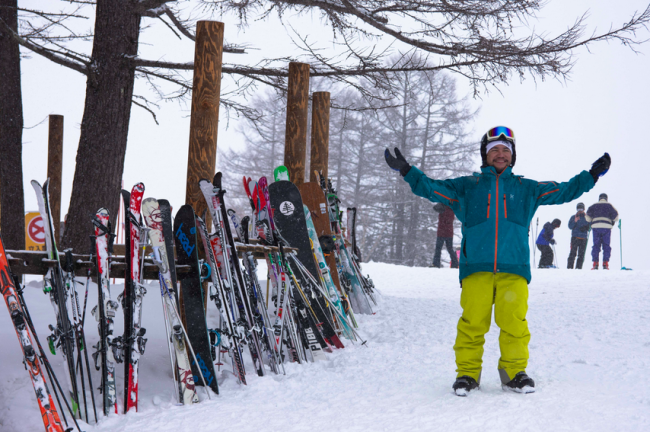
[142,198,213,404]
[227,210,283,375]
[90,208,119,416]
[195,215,248,384]
[32,180,81,420]
[0,235,67,432]
[116,183,149,413]
[315,172,377,314]
[247,175,342,358]
[199,173,266,379]
[264,250,304,363]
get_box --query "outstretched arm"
[385,147,462,207]
[536,171,595,206]
[536,153,610,206]
[403,166,462,207]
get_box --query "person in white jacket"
[586,193,619,270]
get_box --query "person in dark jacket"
[536,219,561,268]
[432,203,459,268]
[385,125,610,396]
[586,193,619,270]
[567,202,590,269]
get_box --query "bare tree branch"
[0,18,88,74]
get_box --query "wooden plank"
[6,243,295,280]
[185,21,224,228]
[309,92,330,183]
[47,115,64,242]
[284,62,310,186]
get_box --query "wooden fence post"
[309,92,330,183]
[185,21,224,223]
[284,62,310,186]
[48,115,64,242]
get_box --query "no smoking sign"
[25,212,46,250]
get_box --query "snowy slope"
[1,264,649,432]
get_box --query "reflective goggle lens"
[486,126,515,143]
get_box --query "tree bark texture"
[309,92,330,183]
[48,115,63,243]
[0,0,25,249]
[185,21,223,225]
[284,62,310,186]
[62,0,142,251]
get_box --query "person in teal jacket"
[385,126,611,396]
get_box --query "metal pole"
[619,219,623,269]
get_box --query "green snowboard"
[274,165,290,182]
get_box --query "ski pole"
[533,217,539,266]
[65,250,90,422]
[619,219,623,269]
[79,240,98,422]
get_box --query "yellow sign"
[25,212,46,251]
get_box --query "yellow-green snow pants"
[454,272,531,384]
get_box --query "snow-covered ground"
[2,263,649,432]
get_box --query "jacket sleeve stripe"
[434,191,458,203]
[537,189,559,199]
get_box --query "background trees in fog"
[221,67,477,266]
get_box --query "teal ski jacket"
[404,165,595,282]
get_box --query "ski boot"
[603,261,609,270]
[502,372,535,394]
[453,376,479,396]
[591,262,599,270]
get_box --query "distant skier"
[586,193,619,270]
[567,203,590,269]
[385,126,610,396]
[431,203,458,268]
[535,219,561,268]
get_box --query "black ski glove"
[589,153,611,182]
[550,239,556,245]
[384,147,412,177]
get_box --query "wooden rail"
[6,243,296,280]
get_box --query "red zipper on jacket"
[487,193,491,219]
[494,173,501,273]
[503,193,507,218]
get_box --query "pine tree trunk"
[61,0,141,251]
[0,0,25,249]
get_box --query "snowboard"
[268,181,320,279]
[174,205,219,395]
[268,181,341,347]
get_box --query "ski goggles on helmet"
[486,126,515,144]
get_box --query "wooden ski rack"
[6,243,297,280]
